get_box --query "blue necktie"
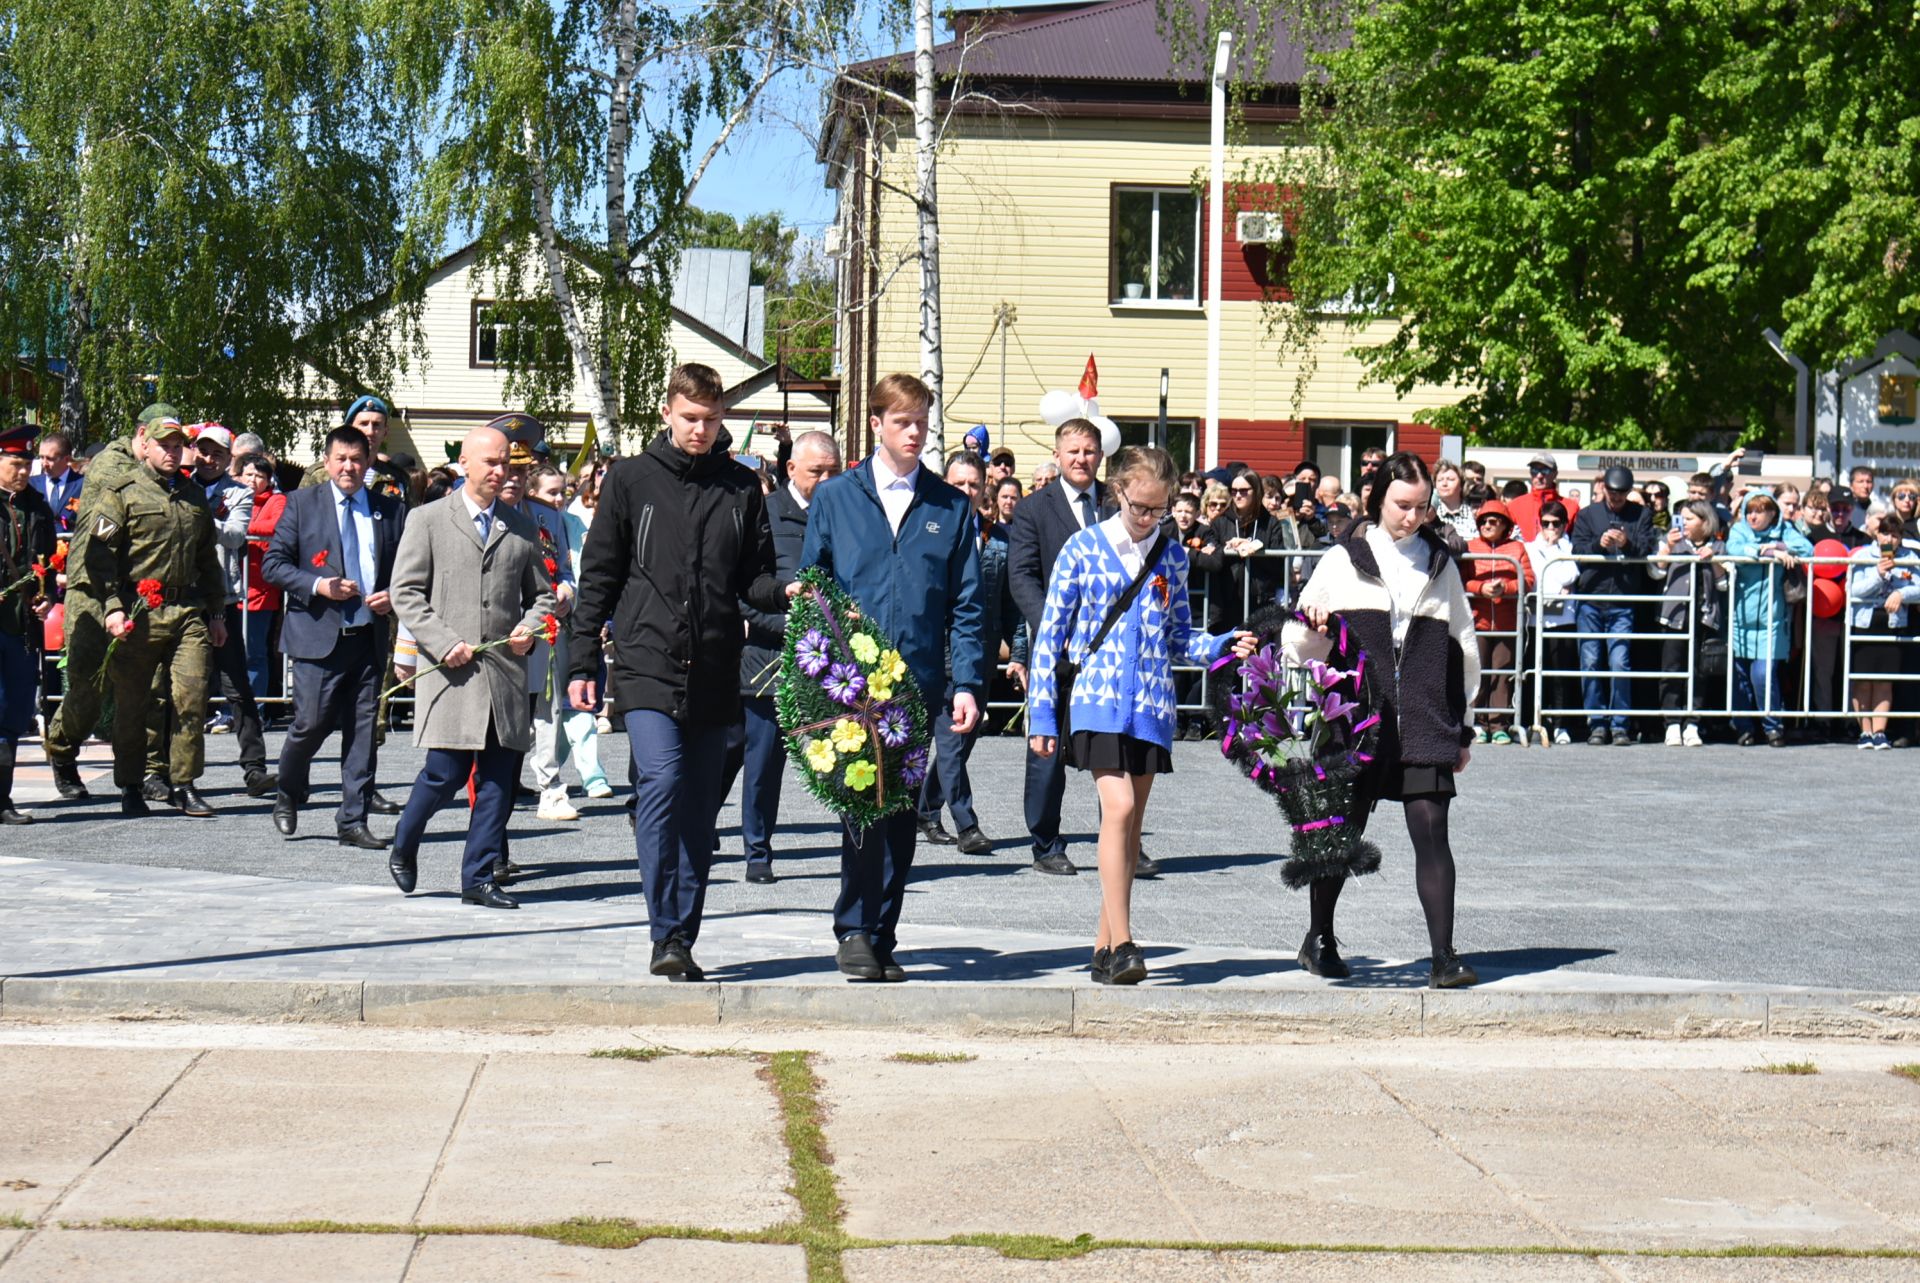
[340,495,367,627]
[1077,490,1096,529]
[475,508,492,545]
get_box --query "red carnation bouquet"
[383,612,562,700]
[97,578,166,690]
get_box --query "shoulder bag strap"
[1082,530,1170,663]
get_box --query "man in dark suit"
[1005,418,1110,875]
[29,430,82,534]
[727,429,840,884]
[263,426,408,849]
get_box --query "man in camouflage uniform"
[0,423,57,823]
[52,404,228,817]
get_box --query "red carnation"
[539,614,559,644]
[136,578,166,610]
[542,556,558,578]
[311,550,329,569]
[49,545,68,573]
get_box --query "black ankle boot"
[0,741,28,824]
[1428,948,1479,989]
[1297,930,1350,979]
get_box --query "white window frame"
[1110,186,1201,309]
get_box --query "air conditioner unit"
[822,225,846,259]
[1236,211,1283,244]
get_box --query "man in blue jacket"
[800,374,985,982]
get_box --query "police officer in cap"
[0,423,56,823]
[62,404,229,816]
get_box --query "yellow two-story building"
[820,0,1458,485]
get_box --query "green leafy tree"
[0,0,412,445]
[375,0,855,445]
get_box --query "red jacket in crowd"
[1464,501,1535,633]
[245,489,287,612]
[1507,485,1580,541]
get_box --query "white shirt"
[1062,479,1097,529]
[787,481,812,512]
[314,484,377,616]
[1366,525,1432,648]
[1099,514,1150,578]
[461,489,498,540]
[869,451,919,535]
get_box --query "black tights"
[1308,795,1456,958]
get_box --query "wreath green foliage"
[775,568,933,830]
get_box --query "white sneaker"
[1664,723,1683,747]
[584,780,615,799]
[536,791,580,822]
[595,715,613,735]
[1553,728,1572,746]
[1682,723,1704,748]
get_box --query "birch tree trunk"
[913,0,944,452]
[525,118,618,440]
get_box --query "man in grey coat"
[386,424,557,908]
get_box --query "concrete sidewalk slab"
[417,1053,794,1229]
[55,1049,476,1224]
[1371,1067,1920,1250]
[820,1054,1550,1246]
[841,1247,1619,1282]
[0,1048,195,1222]
[406,1236,807,1282]
[0,1229,411,1282]
[1606,1260,1920,1282]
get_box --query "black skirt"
[1066,730,1173,776]
[1372,761,1456,803]
[1854,610,1904,676]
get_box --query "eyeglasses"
[1477,516,1507,526]
[1230,485,1254,496]
[1121,497,1171,519]
[1539,519,1565,529]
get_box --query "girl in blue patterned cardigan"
[1029,447,1255,985]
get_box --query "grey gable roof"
[850,0,1307,86]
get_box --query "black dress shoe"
[917,819,957,845]
[49,756,89,800]
[954,825,992,855]
[1767,730,1789,748]
[366,791,403,816]
[836,932,883,980]
[141,774,173,802]
[119,787,150,818]
[1429,948,1479,989]
[461,881,519,909]
[873,943,907,983]
[745,860,775,884]
[272,795,297,836]
[1586,726,1609,746]
[1,804,34,825]
[1736,731,1759,747]
[1611,727,1633,746]
[492,856,522,887]
[244,770,278,798]
[650,935,694,977]
[1135,850,1162,878]
[337,824,391,851]
[171,785,215,817]
[387,851,417,894]
[1032,851,1076,875]
[1297,930,1351,979]
[1107,941,1148,985]
[1090,947,1113,984]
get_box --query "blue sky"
[684,1,1066,233]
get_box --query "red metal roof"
[851,0,1307,86]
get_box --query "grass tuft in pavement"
[942,1231,1097,1259]
[889,1052,978,1065]
[588,1047,670,1062]
[763,1051,846,1283]
[1,1213,31,1230]
[1749,1061,1819,1075]
[1890,1063,1920,1084]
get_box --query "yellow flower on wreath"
[849,633,880,666]
[829,718,867,754]
[867,677,894,703]
[844,759,877,791]
[876,649,907,684]
[804,738,838,774]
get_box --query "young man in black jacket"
[567,364,792,980]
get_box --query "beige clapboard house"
[300,241,835,465]
[821,0,1457,483]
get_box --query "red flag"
[1077,355,1099,402]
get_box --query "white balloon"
[1080,395,1100,420]
[1038,389,1079,426]
[1091,415,1121,457]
